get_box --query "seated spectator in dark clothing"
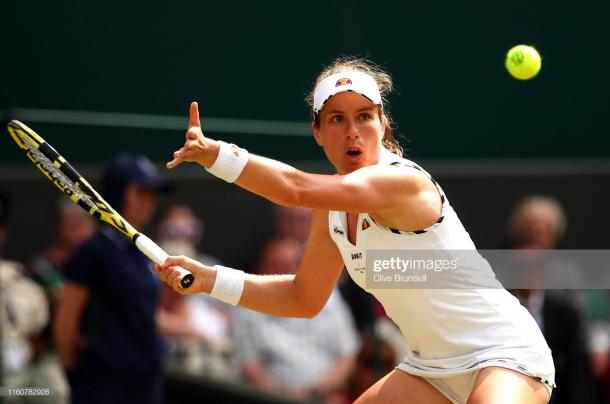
[53,154,170,404]
[507,196,597,404]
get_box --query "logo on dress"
[335,78,352,87]
[362,219,370,230]
[352,252,365,273]
[333,227,344,236]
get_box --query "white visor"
[312,71,382,114]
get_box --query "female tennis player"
[156,58,555,403]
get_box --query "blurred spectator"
[507,195,566,249]
[507,195,597,404]
[233,239,358,403]
[589,323,610,377]
[29,200,96,303]
[156,204,235,379]
[53,154,170,404]
[0,187,50,402]
[589,322,610,403]
[273,206,312,246]
[25,200,95,404]
[157,204,222,267]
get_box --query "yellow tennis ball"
[505,45,542,80]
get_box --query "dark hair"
[101,153,170,212]
[307,56,402,156]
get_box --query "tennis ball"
[505,45,542,80]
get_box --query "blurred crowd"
[0,155,609,403]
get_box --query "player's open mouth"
[346,147,363,161]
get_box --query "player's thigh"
[354,368,451,404]
[467,366,550,404]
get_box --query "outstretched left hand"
[167,102,220,169]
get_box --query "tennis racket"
[7,120,193,288]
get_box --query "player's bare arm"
[168,102,441,231]
[156,209,344,317]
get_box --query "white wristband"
[205,141,249,183]
[209,265,245,305]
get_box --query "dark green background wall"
[1,0,609,163]
[1,1,609,262]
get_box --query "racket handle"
[134,233,194,289]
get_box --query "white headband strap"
[313,71,382,114]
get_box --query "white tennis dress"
[328,150,555,400]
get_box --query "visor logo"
[335,78,352,87]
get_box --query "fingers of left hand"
[166,268,182,289]
[157,268,170,284]
[187,129,199,140]
[166,159,180,169]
